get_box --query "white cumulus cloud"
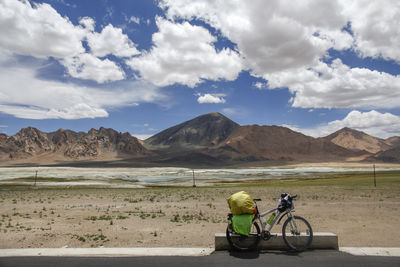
[160,0,400,110]
[341,0,400,62]
[1,0,400,122]
[61,53,126,83]
[86,24,140,58]
[253,82,266,89]
[0,1,140,84]
[285,110,400,139]
[0,103,108,120]
[126,17,243,87]
[266,59,400,109]
[197,93,226,104]
[79,17,95,31]
[0,0,85,58]
[160,0,351,75]
[0,62,166,120]
[128,16,140,25]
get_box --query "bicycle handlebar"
[253,194,297,202]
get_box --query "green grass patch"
[2,177,90,183]
[86,215,112,221]
[214,170,400,189]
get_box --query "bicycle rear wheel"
[282,215,313,252]
[226,221,260,251]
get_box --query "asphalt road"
[0,250,399,267]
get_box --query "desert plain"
[0,164,399,249]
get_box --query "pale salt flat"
[0,166,399,187]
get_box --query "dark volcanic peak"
[323,127,391,153]
[144,112,240,151]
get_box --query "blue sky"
[0,0,399,139]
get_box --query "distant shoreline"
[1,159,400,169]
[1,164,399,188]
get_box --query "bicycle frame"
[255,205,295,234]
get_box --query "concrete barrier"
[215,232,338,250]
[0,247,214,257]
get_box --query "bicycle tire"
[282,215,313,252]
[226,220,261,251]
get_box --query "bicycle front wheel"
[226,221,261,251]
[282,215,313,252]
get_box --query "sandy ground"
[0,173,399,250]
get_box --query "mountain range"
[1,112,399,166]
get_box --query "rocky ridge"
[1,112,399,165]
[0,127,149,161]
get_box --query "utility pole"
[34,170,38,187]
[192,169,196,187]
[373,164,376,187]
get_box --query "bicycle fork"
[287,212,300,235]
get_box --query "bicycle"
[226,193,313,251]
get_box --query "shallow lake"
[0,166,398,187]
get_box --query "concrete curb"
[215,232,338,250]
[340,247,400,257]
[0,246,399,257]
[0,247,214,257]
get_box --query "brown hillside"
[324,127,391,153]
[208,125,358,161]
[385,136,400,148]
[367,147,400,163]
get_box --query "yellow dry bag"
[227,191,255,215]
